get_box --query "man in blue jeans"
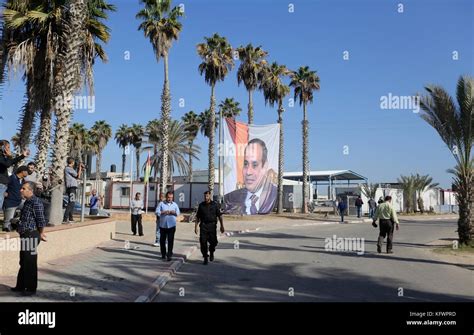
[155,192,180,261]
[337,198,347,223]
[355,196,364,218]
[153,193,164,247]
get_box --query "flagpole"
[219,108,224,204]
[129,146,133,214]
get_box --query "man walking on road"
[355,195,364,218]
[372,195,399,254]
[195,191,225,265]
[156,192,180,261]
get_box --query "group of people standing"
[130,190,225,265]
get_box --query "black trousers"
[160,227,176,258]
[63,187,77,222]
[200,222,218,258]
[16,230,41,292]
[377,219,395,251]
[131,214,143,235]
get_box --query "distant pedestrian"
[153,193,164,247]
[372,195,400,254]
[195,191,225,265]
[368,197,377,219]
[89,189,99,215]
[11,181,47,296]
[156,192,180,261]
[355,195,364,218]
[63,158,84,224]
[131,192,144,236]
[3,166,29,232]
[337,198,347,223]
[0,140,29,211]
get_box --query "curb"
[135,226,263,302]
[135,245,198,302]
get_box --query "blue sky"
[1,0,473,188]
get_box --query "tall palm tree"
[290,66,320,213]
[260,62,291,214]
[1,0,116,177]
[68,123,88,162]
[115,124,132,180]
[197,33,234,194]
[137,0,183,195]
[145,119,200,183]
[48,0,88,225]
[397,175,417,213]
[419,75,473,244]
[218,98,242,119]
[130,123,145,181]
[145,119,161,182]
[90,120,112,193]
[182,111,200,182]
[413,174,439,213]
[198,109,219,139]
[236,44,268,124]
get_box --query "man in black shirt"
[195,191,225,265]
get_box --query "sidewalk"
[0,216,332,302]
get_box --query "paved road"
[154,219,474,302]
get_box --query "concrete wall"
[0,218,116,276]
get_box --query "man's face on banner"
[243,142,267,193]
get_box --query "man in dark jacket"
[195,191,225,265]
[355,195,364,218]
[0,140,29,211]
[3,166,29,231]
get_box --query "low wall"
[0,218,116,276]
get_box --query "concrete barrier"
[0,218,116,276]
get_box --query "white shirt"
[131,199,143,215]
[244,187,264,215]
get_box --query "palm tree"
[360,183,379,200]
[137,0,183,195]
[290,66,321,213]
[90,120,112,193]
[48,0,88,225]
[68,123,88,162]
[197,33,234,194]
[418,75,473,244]
[1,0,116,177]
[145,119,161,182]
[398,175,417,213]
[260,62,291,214]
[115,124,132,180]
[182,111,200,182]
[413,174,439,213]
[198,109,219,139]
[236,44,268,124]
[218,98,242,119]
[129,123,145,181]
[145,119,200,183]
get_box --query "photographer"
[0,140,29,210]
[63,158,84,224]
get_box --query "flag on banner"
[144,150,151,185]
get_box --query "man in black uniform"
[195,191,225,265]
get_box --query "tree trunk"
[18,76,36,154]
[135,148,140,181]
[49,0,87,225]
[457,173,472,245]
[208,84,216,195]
[188,139,193,183]
[277,101,284,214]
[153,143,158,182]
[417,194,424,213]
[96,150,102,196]
[248,89,253,125]
[34,104,52,178]
[121,149,126,180]
[302,103,309,214]
[160,54,170,195]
